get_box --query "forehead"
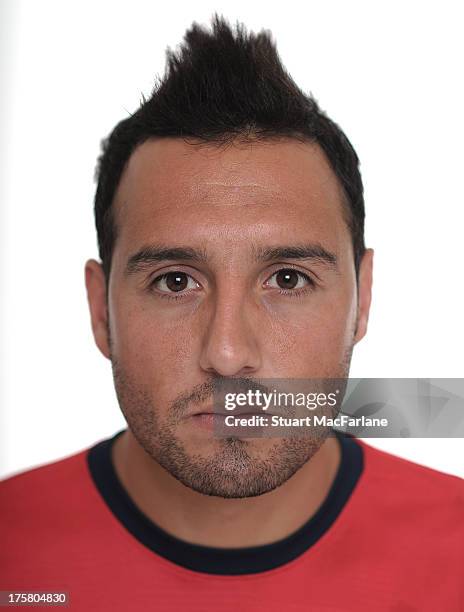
[112,137,349,255]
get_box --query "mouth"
[189,411,272,434]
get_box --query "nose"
[199,290,262,377]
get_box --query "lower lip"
[189,413,270,432]
[190,413,226,430]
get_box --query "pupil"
[276,269,298,290]
[166,272,188,292]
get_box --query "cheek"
[261,288,357,376]
[110,298,198,386]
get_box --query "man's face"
[86,137,373,498]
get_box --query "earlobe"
[354,248,374,344]
[85,259,111,359]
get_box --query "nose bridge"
[199,278,261,376]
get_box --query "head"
[85,15,373,498]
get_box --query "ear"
[354,248,374,344]
[85,259,111,359]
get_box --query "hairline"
[103,133,360,288]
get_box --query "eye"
[151,271,200,294]
[266,268,314,292]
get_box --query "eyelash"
[156,291,188,302]
[148,268,317,301]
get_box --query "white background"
[1,0,463,479]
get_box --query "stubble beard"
[109,344,353,499]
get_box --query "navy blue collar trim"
[87,429,363,575]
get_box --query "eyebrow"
[254,244,338,268]
[125,245,208,276]
[125,242,338,276]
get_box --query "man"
[1,14,462,611]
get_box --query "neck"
[112,429,341,548]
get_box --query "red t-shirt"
[1,430,463,611]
